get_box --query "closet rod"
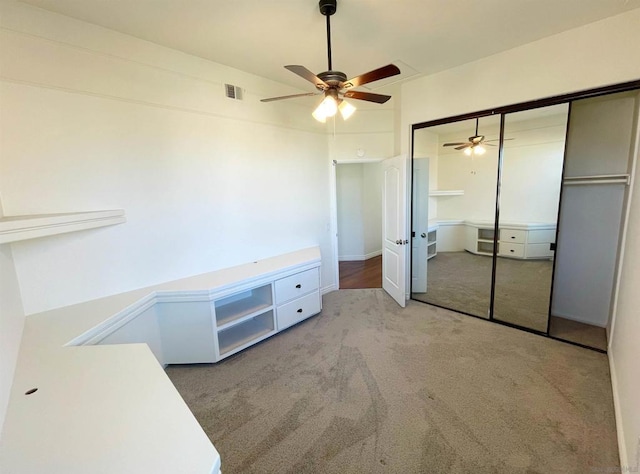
[564,180,628,186]
[563,174,630,186]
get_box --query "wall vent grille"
[225,84,243,100]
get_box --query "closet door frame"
[409,79,640,353]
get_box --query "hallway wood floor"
[339,255,382,289]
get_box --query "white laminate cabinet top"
[2,344,220,474]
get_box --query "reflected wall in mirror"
[493,104,569,332]
[411,115,500,318]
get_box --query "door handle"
[421,233,426,238]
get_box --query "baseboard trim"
[321,284,338,295]
[338,250,382,262]
[608,352,629,470]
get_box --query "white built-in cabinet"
[213,267,321,360]
[82,247,322,364]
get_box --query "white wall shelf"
[428,190,464,196]
[0,210,126,244]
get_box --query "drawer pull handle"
[297,308,303,313]
[510,249,515,253]
[511,236,515,239]
[295,284,302,289]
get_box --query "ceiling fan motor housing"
[319,0,337,16]
[318,70,347,89]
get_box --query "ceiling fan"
[260,0,401,122]
[443,118,512,156]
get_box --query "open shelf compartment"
[214,284,273,327]
[477,241,495,255]
[477,228,495,241]
[218,310,275,356]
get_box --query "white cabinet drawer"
[275,268,319,304]
[499,229,526,243]
[499,242,525,258]
[277,291,321,331]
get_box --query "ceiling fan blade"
[485,138,515,142]
[343,90,392,104]
[485,143,497,147]
[260,92,321,103]
[454,145,470,150]
[343,64,401,89]
[443,142,468,147]
[285,65,329,90]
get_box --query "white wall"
[0,206,26,433]
[336,163,382,260]
[362,163,383,257]
[401,8,640,469]
[401,9,640,152]
[0,1,335,316]
[328,85,396,163]
[337,164,364,259]
[610,154,640,471]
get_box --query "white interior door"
[411,158,429,293]
[382,155,408,307]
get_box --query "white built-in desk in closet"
[1,246,322,474]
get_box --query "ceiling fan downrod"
[319,0,337,71]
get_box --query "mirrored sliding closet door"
[493,105,569,332]
[410,81,640,352]
[411,115,500,319]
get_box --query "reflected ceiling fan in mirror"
[260,0,400,123]
[443,118,512,156]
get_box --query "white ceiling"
[18,0,640,92]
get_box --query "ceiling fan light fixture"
[464,147,473,156]
[261,0,400,118]
[312,105,327,123]
[474,145,486,155]
[312,95,337,122]
[322,94,338,117]
[338,99,356,120]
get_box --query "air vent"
[225,84,243,100]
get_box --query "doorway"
[335,161,383,289]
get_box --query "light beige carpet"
[166,289,619,474]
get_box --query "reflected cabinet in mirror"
[411,115,500,319]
